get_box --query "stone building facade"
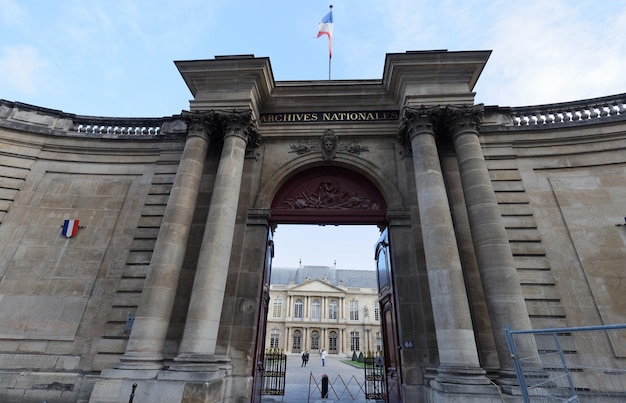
[265,266,381,356]
[0,50,624,402]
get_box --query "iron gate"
[364,356,385,401]
[261,350,287,397]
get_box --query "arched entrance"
[252,165,402,402]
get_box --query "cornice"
[382,50,492,107]
[175,55,274,116]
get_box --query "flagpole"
[317,5,333,80]
[328,4,333,80]
[329,55,331,80]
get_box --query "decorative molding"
[276,180,382,210]
[339,143,369,155]
[321,129,337,160]
[288,129,369,159]
[288,143,318,155]
[271,166,387,224]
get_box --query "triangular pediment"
[290,279,343,293]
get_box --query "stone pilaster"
[447,105,537,381]
[116,111,211,370]
[171,110,259,370]
[400,107,490,391]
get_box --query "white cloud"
[0,0,26,28]
[340,0,626,106]
[0,46,50,95]
[473,1,626,106]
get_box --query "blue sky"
[1,0,625,269]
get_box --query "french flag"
[317,7,333,58]
[62,219,79,238]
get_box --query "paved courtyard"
[261,353,372,403]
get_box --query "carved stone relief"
[288,129,369,159]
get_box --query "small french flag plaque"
[62,219,80,238]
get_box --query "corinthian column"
[401,107,490,390]
[117,111,210,370]
[173,110,259,368]
[448,105,536,380]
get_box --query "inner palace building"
[0,50,624,402]
[265,265,381,356]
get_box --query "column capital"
[399,104,485,152]
[182,109,261,154]
[181,110,212,140]
[214,109,261,151]
[445,104,484,139]
[398,105,440,149]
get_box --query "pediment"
[290,279,343,293]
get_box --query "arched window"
[329,331,338,353]
[311,299,321,320]
[293,330,302,353]
[311,330,320,350]
[328,300,338,320]
[294,299,303,319]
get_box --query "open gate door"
[251,230,274,403]
[375,228,402,403]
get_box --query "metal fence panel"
[364,357,385,400]
[262,351,287,396]
[504,324,626,402]
[308,372,367,402]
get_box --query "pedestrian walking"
[301,351,309,367]
[321,349,327,366]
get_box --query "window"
[311,299,321,320]
[294,299,303,319]
[375,331,382,352]
[270,329,280,349]
[293,330,302,353]
[328,300,338,320]
[374,303,379,321]
[350,330,360,352]
[272,298,283,318]
[311,330,320,350]
[350,300,359,321]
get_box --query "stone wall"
[0,80,625,402]
[0,101,186,401]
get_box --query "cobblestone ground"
[261,353,370,403]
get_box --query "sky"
[1,0,625,270]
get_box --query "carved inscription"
[260,110,399,124]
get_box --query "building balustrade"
[506,93,626,127]
[70,115,186,137]
[0,99,187,138]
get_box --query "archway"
[269,166,387,225]
[252,165,401,402]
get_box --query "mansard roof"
[270,265,376,289]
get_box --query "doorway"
[259,223,384,402]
